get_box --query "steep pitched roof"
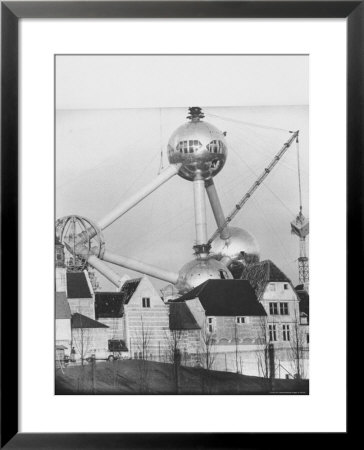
[240,259,291,299]
[71,313,108,329]
[55,292,71,319]
[119,278,141,305]
[94,278,142,319]
[95,292,125,319]
[175,279,266,317]
[66,272,92,299]
[169,302,200,330]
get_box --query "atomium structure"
[56,106,299,294]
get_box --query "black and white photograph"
[55,55,309,395]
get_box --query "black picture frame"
[1,1,359,447]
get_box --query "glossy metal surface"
[102,251,179,285]
[210,226,260,266]
[98,164,180,230]
[176,257,233,293]
[193,177,208,245]
[205,178,230,240]
[168,120,227,181]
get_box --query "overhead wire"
[204,111,292,133]
[227,138,297,218]
[249,195,296,269]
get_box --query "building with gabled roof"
[240,260,309,377]
[171,279,266,347]
[66,271,95,319]
[71,312,109,362]
[55,292,72,353]
[95,276,170,360]
[169,302,200,330]
[240,259,292,299]
[67,272,92,298]
[71,312,109,329]
[176,279,267,317]
[166,279,268,375]
[95,292,125,319]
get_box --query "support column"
[205,179,230,240]
[87,255,123,288]
[97,164,181,231]
[102,250,179,284]
[193,173,208,246]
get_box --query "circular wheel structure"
[56,215,105,273]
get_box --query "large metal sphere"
[55,215,105,272]
[176,257,233,294]
[210,226,260,266]
[168,120,227,181]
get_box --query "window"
[282,324,290,341]
[206,139,225,154]
[269,302,278,315]
[307,334,310,344]
[269,283,276,291]
[268,324,277,342]
[177,140,202,154]
[280,302,289,315]
[284,283,289,290]
[142,297,150,308]
[207,317,214,333]
[236,316,246,324]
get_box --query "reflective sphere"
[55,215,105,272]
[210,227,260,266]
[176,257,233,294]
[168,120,227,181]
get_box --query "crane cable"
[204,112,291,133]
[158,108,164,175]
[207,130,299,246]
[296,134,303,214]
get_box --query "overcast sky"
[56,55,309,291]
[56,55,308,110]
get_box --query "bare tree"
[255,316,269,379]
[197,320,217,393]
[200,320,216,371]
[289,310,307,380]
[233,322,244,374]
[133,316,151,392]
[72,315,91,366]
[165,328,184,393]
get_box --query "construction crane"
[290,133,309,289]
[207,130,300,246]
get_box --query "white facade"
[55,318,71,353]
[125,277,170,359]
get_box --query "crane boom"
[207,130,299,246]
